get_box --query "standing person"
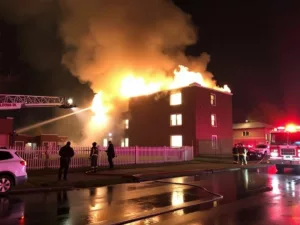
[238,143,247,165]
[58,141,75,181]
[90,142,99,172]
[105,141,115,169]
[232,144,239,164]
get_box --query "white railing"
[9,146,193,170]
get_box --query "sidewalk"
[12,160,270,194]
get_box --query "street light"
[67,98,73,105]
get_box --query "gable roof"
[233,122,274,129]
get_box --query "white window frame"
[103,138,108,147]
[212,135,218,150]
[210,93,216,106]
[125,119,129,129]
[170,135,183,147]
[211,114,217,127]
[170,92,182,106]
[125,138,129,147]
[170,114,182,126]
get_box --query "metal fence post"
[135,146,139,164]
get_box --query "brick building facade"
[233,121,274,146]
[122,83,233,156]
[0,117,68,148]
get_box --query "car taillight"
[271,149,278,157]
[20,161,27,166]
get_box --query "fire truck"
[269,124,300,173]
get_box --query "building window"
[103,138,108,147]
[210,94,216,106]
[170,92,182,106]
[170,114,182,126]
[212,135,218,149]
[243,131,249,136]
[124,119,129,129]
[121,138,129,147]
[211,114,217,127]
[170,135,183,147]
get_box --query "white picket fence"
[11,146,194,170]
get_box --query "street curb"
[9,186,75,194]
[8,164,270,194]
[133,164,270,181]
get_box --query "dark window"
[242,131,249,136]
[0,151,13,161]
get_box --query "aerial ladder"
[0,94,76,110]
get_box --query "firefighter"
[90,142,99,172]
[238,143,247,165]
[106,141,115,169]
[58,141,75,181]
[232,144,239,164]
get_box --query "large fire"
[90,65,231,127]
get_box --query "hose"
[109,180,223,225]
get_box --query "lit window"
[170,92,182,105]
[211,94,216,106]
[212,135,218,149]
[121,139,124,147]
[170,135,183,147]
[211,114,217,127]
[170,114,182,126]
[125,138,129,147]
[125,119,129,129]
[243,131,249,136]
[103,138,108,147]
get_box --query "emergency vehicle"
[269,124,300,173]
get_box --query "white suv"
[254,144,270,155]
[0,148,27,193]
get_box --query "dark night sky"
[0,0,300,135]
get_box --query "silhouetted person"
[105,141,115,169]
[90,142,99,172]
[58,141,74,181]
[57,190,70,216]
[232,144,239,164]
[238,143,247,165]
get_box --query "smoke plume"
[59,0,198,95]
[0,0,223,144]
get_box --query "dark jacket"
[238,146,247,155]
[232,146,238,155]
[106,143,115,158]
[59,145,75,158]
[90,146,99,157]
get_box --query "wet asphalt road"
[1,166,300,225]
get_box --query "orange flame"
[91,65,231,129]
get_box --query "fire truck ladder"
[0,94,74,110]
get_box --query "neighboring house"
[120,83,233,156]
[233,122,274,146]
[0,117,13,147]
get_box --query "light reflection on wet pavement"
[1,166,300,225]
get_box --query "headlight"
[271,152,278,157]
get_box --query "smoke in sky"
[0,0,222,144]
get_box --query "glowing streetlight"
[108,133,112,137]
[67,98,73,105]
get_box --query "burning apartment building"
[120,83,232,156]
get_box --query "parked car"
[0,148,27,193]
[246,148,263,161]
[253,144,270,155]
